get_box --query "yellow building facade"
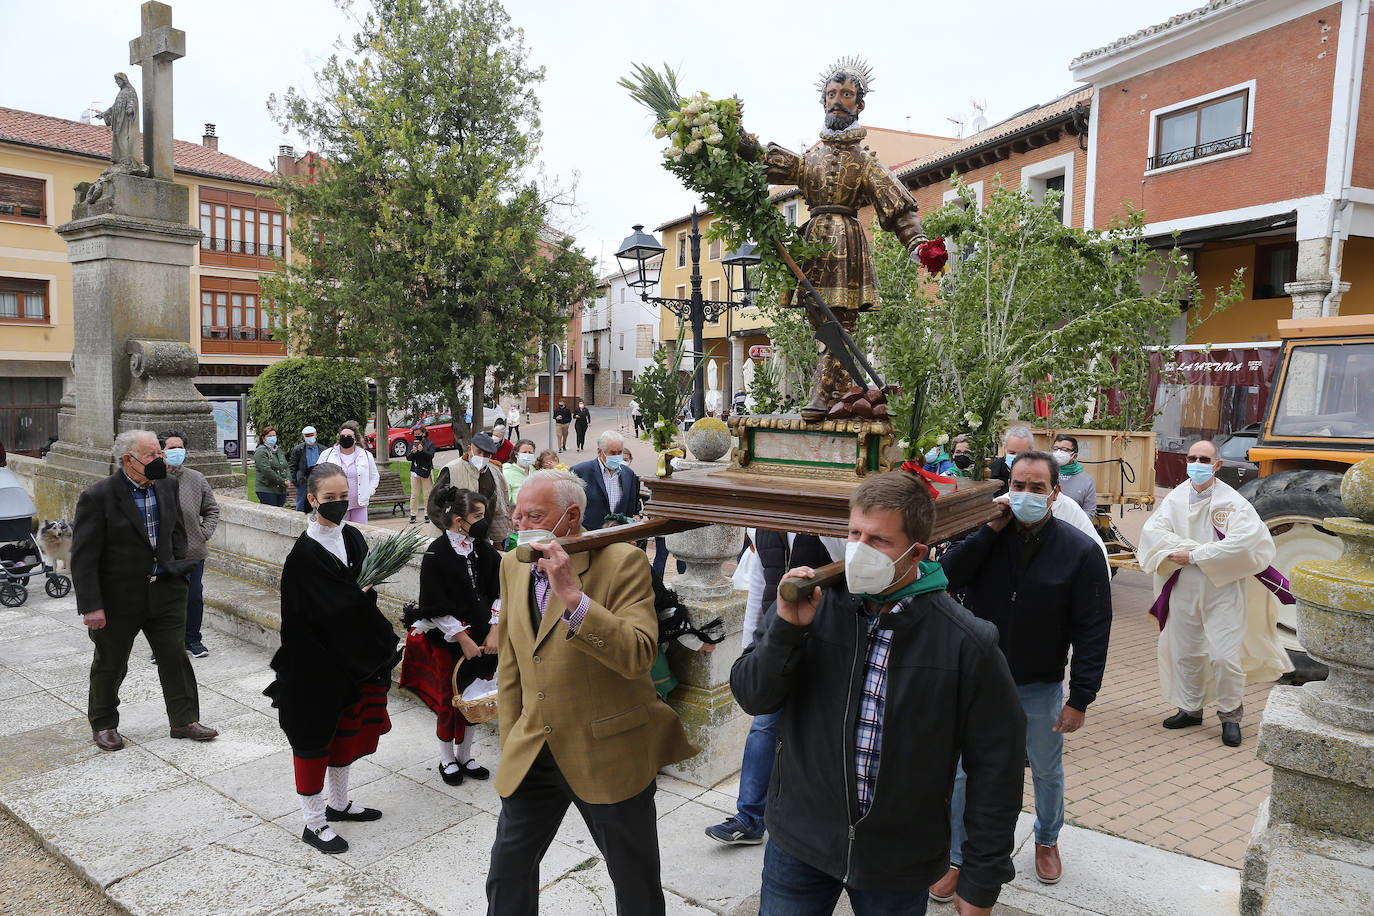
[0,108,296,454]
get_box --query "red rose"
[917,238,949,274]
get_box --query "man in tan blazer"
[485,469,697,915]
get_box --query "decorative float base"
[729,415,897,481]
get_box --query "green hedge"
[246,357,370,450]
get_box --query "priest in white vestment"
[1138,440,1292,747]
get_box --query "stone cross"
[128,1,185,182]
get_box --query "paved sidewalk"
[4,570,1242,915]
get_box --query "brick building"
[0,107,303,453]
[1072,0,1374,342]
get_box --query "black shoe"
[187,642,208,659]
[409,515,416,524]
[326,803,382,822]
[1222,722,1242,747]
[459,759,489,780]
[439,761,464,786]
[1163,711,1204,729]
[301,825,348,854]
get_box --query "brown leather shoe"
[93,728,124,752]
[928,865,960,903]
[169,722,219,741]
[1035,843,1062,884]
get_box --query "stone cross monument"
[1242,458,1374,913]
[41,1,234,519]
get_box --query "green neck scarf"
[863,560,948,607]
[1060,460,1084,476]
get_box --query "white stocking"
[456,731,474,765]
[298,791,337,839]
[327,765,358,814]
[438,737,457,766]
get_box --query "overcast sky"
[6,0,1190,273]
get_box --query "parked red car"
[366,403,506,458]
[367,412,459,458]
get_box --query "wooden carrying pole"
[513,517,699,563]
[778,559,846,602]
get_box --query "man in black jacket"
[939,450,1112,891]
[552,400,572,452]
[71,430,219,752]
[732,472,1024,915]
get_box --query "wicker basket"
[450,656,499,724]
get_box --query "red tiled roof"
[0,106,275,187]
[895,87,1092,179]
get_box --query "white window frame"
[1144,79,1257,177]
[784,201,799,225]
[1021,152,1076,227]
[943,180,984,210]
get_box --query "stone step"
[201,566,284,650]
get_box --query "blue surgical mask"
[1007,491,1049,524]
[517,451,536,467]
[604,454,623,472]
[164,447,186,467]
[265,435,277,447]
[304,435,316,445]
[1187,462,1215,486]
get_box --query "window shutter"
[0,174,45,219]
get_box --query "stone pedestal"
[1242,460,1374,914]
[39,175,232,519]
[660,459,749,789]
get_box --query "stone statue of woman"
[96,73,141,170]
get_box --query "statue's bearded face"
[822,78,864,131]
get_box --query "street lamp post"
[616,209,759,424]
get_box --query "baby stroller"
[0,467,72,607]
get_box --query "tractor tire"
[1239,469,1346,685]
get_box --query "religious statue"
[96,73,143,171]
[741,58,939,422]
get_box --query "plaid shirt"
[601,461,622,515]
[533,568,590,636]
[123,473,159,548]
[854,598,911,817]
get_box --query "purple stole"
[1148,526,1295,630]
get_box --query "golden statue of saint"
[744,58,931,421]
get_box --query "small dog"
[37,520,73,572]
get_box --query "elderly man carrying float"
[1138,438,1293,747]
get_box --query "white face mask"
[515,505,572,547]
[844,539,917,597]
[517,451,536,467]
[469,454,488,471]
[1053,449,1073,466]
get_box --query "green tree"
[264,0,594,434]
[246,357,371,450]
[630,324,701,450]
[865,179,1242,477]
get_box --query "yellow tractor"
[1236,314,1374,681]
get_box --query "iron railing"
[199,238,285,258]
[1148,132,1251,170]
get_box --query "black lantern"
[722,240,762,305]
[615,224,666,290]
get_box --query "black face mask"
[467,519,491,542]
[136,455,168,481]
[316,499,349,524]
[338,434,355,448]
[953,453,973,470]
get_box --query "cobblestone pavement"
[1050,505,1276,870]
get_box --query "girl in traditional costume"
[265,462,399,854]
[399,486,500,785]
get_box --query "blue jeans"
[735,711,778,834]
[257,491,286,507]
[183,560,206,645]
[949,681,1065,863]
[760,842,929,916]
[295,484,310,512]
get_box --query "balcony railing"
[1147,132,1251,170]
[199,238,285,258]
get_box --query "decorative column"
[1242,458,1374,914]
[660,458,748,788]
[1286,279,1350,319]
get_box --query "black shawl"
[264,526,399,756]
[413,533,500,682]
